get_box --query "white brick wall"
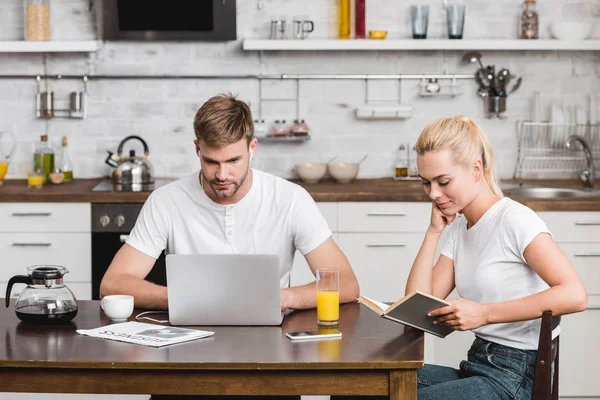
[0,0,599,180]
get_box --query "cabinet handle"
[367,243,407,248]
[119,234,129,243]
[575,221,600,226]
[574,252,600,257]
[11,243,52,247]
[11,212,52,217]
[366,212,407,217]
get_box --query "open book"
[358,291,454,338]
[77,322,214,347]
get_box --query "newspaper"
[77,322,214,347]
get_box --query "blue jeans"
[332,337,538,400]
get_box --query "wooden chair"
[532,310,561,400]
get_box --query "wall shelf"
[257,135,310,143]
[0,40,103,53]
[242,39,600,51]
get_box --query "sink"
[501,185,600,199]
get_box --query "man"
[100,93,359,322]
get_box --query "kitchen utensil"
[105,135,154,190]
[496,68,511,91]
[5,265,78,324]
[462,51,485,70]
[477,87,489,98]
[269,19,287,39]
[475,68,491,89]
[357,154,368,164]
[508,76,522,94]
[292,17,314,39]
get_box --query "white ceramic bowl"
[327,162,359,183]
[550,21,593,40]
[295,162,327,183]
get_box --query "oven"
[91,203,166,300]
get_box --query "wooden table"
[0,300,423,399]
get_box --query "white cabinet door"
[0,203,90,233]
[538,211,600,243]
[559,300,600,397]
[338,232,424,302]
[338,202,430,233]
[0,233,91,282]
[559,243,600,295]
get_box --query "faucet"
[565,135,595,188]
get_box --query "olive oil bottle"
[58,136,73,182]
[33,134,54,181]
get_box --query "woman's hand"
[428,298,489,331]
[428,202,456,234]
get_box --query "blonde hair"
[193,93,254,147]
[416,115,503,197]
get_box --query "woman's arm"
[430,233,588,330]
[405,202,456,299]
[484,232,587,323]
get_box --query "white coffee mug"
[101,295,134,321]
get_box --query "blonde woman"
[334,116,587,400]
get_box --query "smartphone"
[285,330,342,341]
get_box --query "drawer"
[1,282,92,301]
[0,203,90,233]
[316,202,338,232]
[538,212,600,243]
[0,233,91,282]
[338,202,431,233]
[338,232,424,302]
[560,243,600,295]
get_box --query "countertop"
[0,177,599,211]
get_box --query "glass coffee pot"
[5,265,78,324]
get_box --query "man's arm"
[99,243,168,310]
[281,238,360,310]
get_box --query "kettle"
[5,265,78,324]
[105,135,154,190]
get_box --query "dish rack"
[514,121,600,179]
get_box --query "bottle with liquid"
[58,136,73,182]
[338,0,351,39]
[33,134,54,180]
[394,144,408,179]
[355,0,366,39]
[519,0,538,39]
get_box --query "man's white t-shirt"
[441,197,558,350]
[126,169,332,289]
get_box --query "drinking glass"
[316,268,340,326]
[410,5,429,39]
[446,4,466,39]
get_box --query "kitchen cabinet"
[0,203,92,301]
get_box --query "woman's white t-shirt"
[440,197,557,350]
[126,169,332,289]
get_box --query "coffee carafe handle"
[117,135,150,157]
[5,275,31,308]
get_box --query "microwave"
[95,0,236,41]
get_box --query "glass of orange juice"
[0,159,8,187]
[28,170,44,189]
[317,268,340,326]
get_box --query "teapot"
[5,265,78,324]
[105,135,154,189]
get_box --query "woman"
[335,115,587,400]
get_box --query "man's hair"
[193,93,254,147]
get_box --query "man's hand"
[428,298,489,331]
[280,288,293,312]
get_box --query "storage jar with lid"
[24,0,50,41]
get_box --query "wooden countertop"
[0,177,599,211]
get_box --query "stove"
[92,178,175,192]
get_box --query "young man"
[100,92,359,314]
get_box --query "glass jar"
[24,0,50,41]
[519,0,538,39]
[338,0,351,39]
[394,144,408,179]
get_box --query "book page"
[359,296,391,313]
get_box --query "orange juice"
[0,162,8,184]
[27,175,44,188]
[317,290,339,325]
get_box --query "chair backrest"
[532,310,561,400]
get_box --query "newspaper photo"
[77,322,215,347]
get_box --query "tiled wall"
[0,0,599,180]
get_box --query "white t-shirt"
[440,197,558,350]
[126,169,332,289]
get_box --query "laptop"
[166,253,284,326]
